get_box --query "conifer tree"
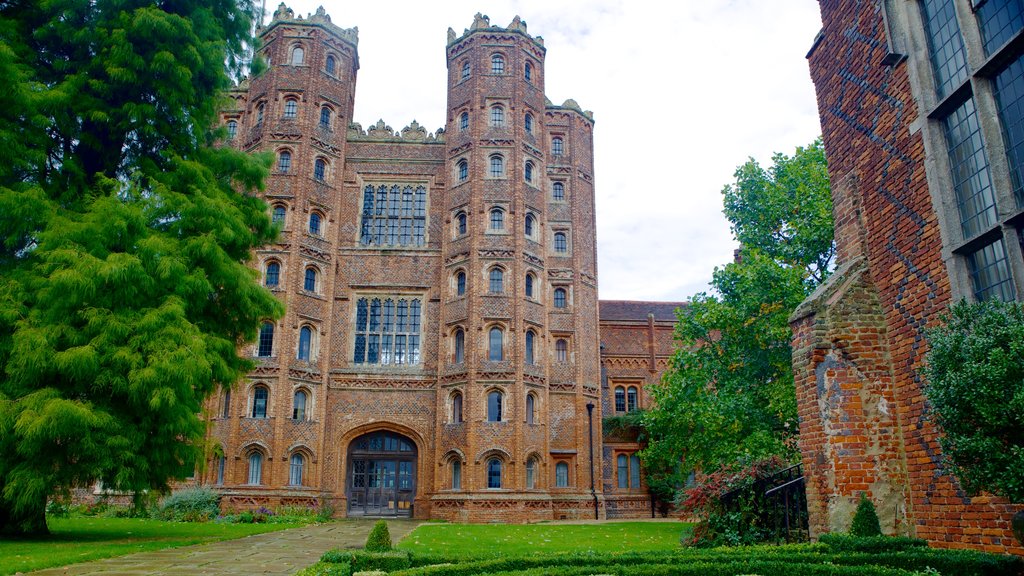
[0,0,282,535]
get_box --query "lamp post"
[586,401,598,519]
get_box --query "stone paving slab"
[25,519,421,576]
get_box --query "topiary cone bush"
[365,519,393,552]
[850,493,883,537]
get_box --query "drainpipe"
[586,402,598,519]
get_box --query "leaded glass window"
[614,387,626,412]
[525,331,535,365]
[452,392,463,423]
[461,60,470,80]
[320,107,331,129]
[283,99,297,119]
[272,204,286,224]
[525,161,534,183]
[258,323,274,357]
[488,327,503,361]
[553,182,564,201]
[248,452,263,485]
[297,326,312,361]
[967,238,1017,301]
[454,329,465,363]
[553,288,567,309]
[490,105,504,127]
[456,271,466,296]
[920,0,968,98]
[359,184,428,247]
[627,386,638,411]
[617,455,628,489]
[525,113,533,133]
[556,339,568,362]
[265,262,280,287]
[458,160,468,182]
[304,267,317,292]
[278,150,291,173]
[452,459,462,489]
[487,390,502,422]
[491,54,504,75]
[976,0,1024,56]
[460,112,469,131]
[252,387,268,418]
[526,393,535,423]
[293,390,307,420]
[457,212,467,235]
[630,455,641,488]
[353,297,423,365]
[291,46,304,65]
[555,462,568,487]
[994,53,1024,207]
[944,97,996,238]
[289,453,304,486]
[526,458,536,489]
[525,61,532,81]
[525,273,535,298]
[552,137,564,156]
[490,208,504,230]
[487,458,502,488]
[227,120,237,139]
[326,54,336,74]
[554,232,568,253]
[309,211,322,235]
[314,159,327,182]
[489,267,504,293]
[490,155,504,177]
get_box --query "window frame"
[488,326,504,361]
[487,390,503,422]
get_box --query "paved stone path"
[26,519,421,576]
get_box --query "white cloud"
[266,1,823,301]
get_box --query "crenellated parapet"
[546,99,594,123]
[347,119,446,143]
[266,3,359,50]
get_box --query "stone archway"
[346,430,417,517]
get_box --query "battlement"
[265,3,358,47]
[347,119,445,143]
[546,98,595,123]
[447,13,544,49]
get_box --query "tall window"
[487,458,502,488]
[454,328,465,363]
[525,61,532,81]
[291,46,304,65]
[525,330,536,365]
[359,184,428,247]
[325,54,336,74]
[460,111,469,131]
[314,158,327,182]
[227,120,237,139]
[525,161,534,183]
[488,327,503,361]
[525,273,535,298]
[552,137,564,156]
[627,386,639,411]
[289,453,304,486]
[553,182,565,201]
[489,267,504,294]
[319,107,331,129]
[630,454,641,489]
[457,159,468,182]
[293,390,307,420]
[283,98,297,119]
[257,323,274,357]
[614,386,626,412]
[297,326,313,361]
[265,261,280,287]
[556,338,568,362]
[353,297,423,365]
[451,391,463,422]
[304,267,317,292]
[216,456,226,485]
[456,271,467,296]
[487,390,503,422]
[618,454,641,489]
[555,462,569,487]
[489,154,504,177]
[525,214,535,237]
[308,211,322,235]
[456,211,468,235]
[461,60,470,80]
[525,113,533,133]
[222,389,232,418]
[526,457,536,489]
[526,393,535,423]
[491,54,505,75]
[490,105,505,127]
[553,288,567,309]
[272,204,286,224]
[252,387,268,418]
[490,208,505,230]
[248,452,263,485]
[256,103,265,127]
[554,232,567,253]
[277,150,291,173]
[452,459,462,489]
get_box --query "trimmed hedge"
[320,550,411,572]
[366,520,393,552]
[293,561,352,576]
[819,534,927,553]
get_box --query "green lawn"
[397,521,688,557]
[0,516,306,575]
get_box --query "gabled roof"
[598,300,687,323]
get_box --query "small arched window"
[491,53,505,75]
[227,120,238,139]
[257,323,274,357]
[456,211,468,235]
[525,273,535,299]
[319,107,331,129]
[487,457,502,488]
[526,393,535,423]
[265,261,280,287]
[490,105,505,127]
[222,389,231,419]
[525,113,533,134]
[553,182,565,201]
[525,214,536,237]
[552,137,564,156]
[555,462,569,487]
[525,61,533,81]
[452,459,462,489]
[456,270,466,296]
[314,158,327,182]
[525,161,534,183]
[451,391,463,422]
[454,329,465,363]
[293,389,307,420]
[460,111,469,131]
[461,60,470,80]
[614,386,626,412]
[277,150,291,173]
[289,453,305,486]
[553,288,567,309]
[304,267,317,292]
[457,159,468,182]
[283,98,298,119]
[291,46,304,65]
[308,211,322,235]
[248,451,263,485]
[627,386,639,412]
[556,338,568,362]
[489,154,504,177]
[526,457,537,489]
[488,327,503,361]
[272,204,286,224]
[252,386,268,418]
[554,232,567,253]
[297,326,313,361]
[487,390,503,422]
[525,330,536,365]
[490,208,504,230]
[256,103,265,126]
[325,54,336,75]
[489,267,504,294]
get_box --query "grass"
[397,521,689,557]
[0,516,307,575]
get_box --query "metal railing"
[719,463,809,543]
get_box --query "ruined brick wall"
[798,0,1022,553]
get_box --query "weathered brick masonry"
[199,5,680,523]
[795,0,1023,553]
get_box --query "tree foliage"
[0,0,281,535]
[645,140,832,477]
[924,300,1024,502]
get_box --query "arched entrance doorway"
[347,430,417,517]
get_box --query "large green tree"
[0,0,281,535]
[644,140,832,476]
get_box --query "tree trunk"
[0,493,49,537]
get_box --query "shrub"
[819,533,927,553]
[365,520,393,552]
[157,487,220,522]
[294,561,352,576]
[322,550,410,572]
[45,499,70,518]
[850,493,882,537]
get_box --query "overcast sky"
[270,1,825,302]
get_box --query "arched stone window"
[252,386,269,418]
[525,272,535,299]
[319,106,331,129]
[456,211,468,236]
[491,53,505,75]
[264,261,280,287]
[227,120,237,139]
[297,326,313,361]
[487,457,502,488]
[525,113,533,134]
[257,323,274,357]
[247,450,264,485]
[304,267,318,292]
[460,111,469,131]
[555,461,569,487]
[525,330,536,365]
[490,208,505,230]
[489,267,504,294]
[325,54,336,75]
[454,328,465,363]
[451,390,463,422]
[556,338,568,362]
[552,137,564,156]
[283,98,298,119]
[525,61,533,81]
[554,232,568,253]
[293,389,308,420]
[489,327,503,361]
[309,211,323,235]
[526,392,536,423]
[457,159,468,182]
[489,154,504,177]
[525,161,535,183]
[553,287,567,309]
[526,457,537,489]
[291,45,304,65]
[553,181,565,201]
[313,158,327,182]
[487,390,503,422]
[289,453,305,486]
[451,458,462,489]
[277,150,291,173]
[525,213,536,237]
[461,60,470,80]
[272,204,286,224]
[456,270,467,296]
[490,105,505,127]
[256,103,265,127]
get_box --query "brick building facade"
[794,0,1024,553]
[203,5,680,522]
